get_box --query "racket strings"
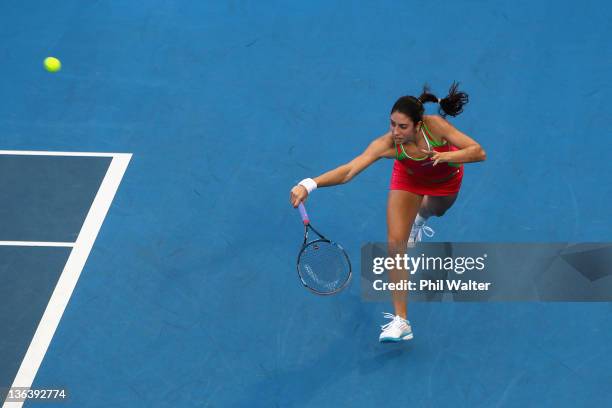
[298,241,350,292]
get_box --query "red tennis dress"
[389,122,463,196]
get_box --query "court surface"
[1,1,612,407]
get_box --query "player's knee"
[432,207,447,217]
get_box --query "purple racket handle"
[297,203,310,225]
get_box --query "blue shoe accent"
[379,336,403,343]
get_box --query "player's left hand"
[420,149,454,166]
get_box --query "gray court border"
[1,151,132,408]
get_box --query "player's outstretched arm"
[290,134,394,207]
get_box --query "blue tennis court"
[1,1,612,407]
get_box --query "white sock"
[414,214,427,226]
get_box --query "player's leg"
[380,190,423,342]
[419,193,459,218]
[409,193,459,245]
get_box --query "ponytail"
[418,81,469,117]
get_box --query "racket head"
[296,238,352,295]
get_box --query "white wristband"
[298,178,317,194]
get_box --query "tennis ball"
[44,57,61,73]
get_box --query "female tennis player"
[289,82,486,342]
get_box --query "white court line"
[0,242,74,248]
[2,152,132,408]
[0,150,121,157]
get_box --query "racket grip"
[298,203,310,225]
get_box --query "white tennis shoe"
[379,313,413,342]
[408,220,434,248]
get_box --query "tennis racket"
[296,203,352,295]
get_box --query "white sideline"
[0,242,74,247]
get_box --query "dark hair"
[391,81,469,124]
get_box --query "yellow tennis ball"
[44,57,61,73]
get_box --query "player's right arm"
[290,133,395,207]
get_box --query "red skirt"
[389,160,463,196]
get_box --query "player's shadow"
[231,294,418,407]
